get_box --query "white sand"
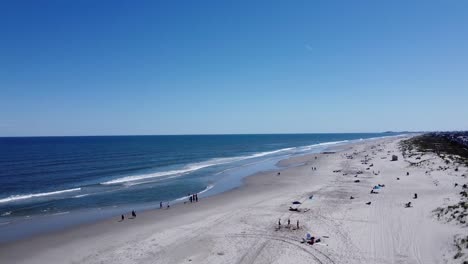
[1,136,466,264]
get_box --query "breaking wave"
[101,147,297,185]
[0,188,81,204]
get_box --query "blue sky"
[1,0,467,136]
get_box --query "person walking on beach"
[287,218,290,227]
[132,210,136,218]
[195,193,198,202]
[278,218,281,228]
[167,202,170,209]
[121,214,124,221]
[160,201,163,209]
[297,220,299,229]
[189,195,193,203]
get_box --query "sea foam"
[0,188,81,204]
[101,147,297,185]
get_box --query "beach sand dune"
[1,136,466,263]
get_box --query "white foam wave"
[174,184,214,201]
[102,147,297,185]
[52,211,70,216]
[198,184,214,195]
[297,140,349,151]
[102,167,207,185]
[0,188,81,204]
[73,194,90,198]
[101,140,358,186]
[1,211,11,216]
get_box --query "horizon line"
[0,131,425,138]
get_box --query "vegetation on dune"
[401,134,468,166]
[401,133,468,262]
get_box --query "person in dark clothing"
[189,196,193,203]
[121,214,124,221]
[132,210,136,218]
[297,220,300,229]
[413,193,418,199]
[160,201,163,209]
[195,194,198,202]
[308,236,315,245]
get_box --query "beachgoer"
[160,201,163,209]
[278,218,281,228]
[350,196,354,199]
[414,193,418,199]
[189,196,193,203]
[195,194,198,202]
[167,202,170,209]
[132,210,136,218]
[288,218,290,226]
[121,214,124,221]
[407,172,409,176]
[297,220,299,229]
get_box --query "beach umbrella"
[292,201,302,205]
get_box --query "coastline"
[2,134,466,263]
[0,135,381,243]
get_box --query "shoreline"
[3,134,466,263]
[0,136,393,243]
[0,143,334,244]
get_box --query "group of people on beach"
[160,201,170,209]
[188,193,199,203]
[278,218,300,229]
[120,193,201,221]
[120,210,137,221]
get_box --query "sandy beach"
[1,135,467,264]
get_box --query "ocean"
[0,133,399,240]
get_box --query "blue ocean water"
[0,133,398,228]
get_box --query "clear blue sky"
[1,0,467,136]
